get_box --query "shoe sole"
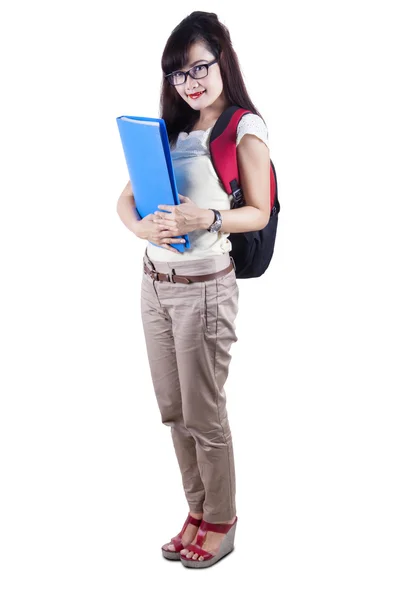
[162,549,181,560]
[180,521,237,569]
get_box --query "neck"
[197,93,230,125]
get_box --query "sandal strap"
[178,513,202,537]
[199,517,237,534]
[170,513,202,549]
[168,535,184,552]
[184,543,214,560]
[187,515,202,527]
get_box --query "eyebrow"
[180,59,208,71]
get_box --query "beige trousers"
[140,248,239,523]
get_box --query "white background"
[1,1,399,598]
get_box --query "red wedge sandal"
[161,513,203,560]
[180,516,238,568]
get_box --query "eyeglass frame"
[164,58,219,86]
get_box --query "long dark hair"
[159,11,264,147]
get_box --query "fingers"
[155,235,185,254]
[159,231,185,244]
[155,207,173,217]
[162,238,185,244]
[154,216,174,226]
[156,222,179,234]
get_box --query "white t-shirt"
[146,113,269,263]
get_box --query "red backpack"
[208,105,280,278]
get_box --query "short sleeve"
[236,113,269,149]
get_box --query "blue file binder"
[116,115,190,252]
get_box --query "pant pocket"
[200,280,218,336]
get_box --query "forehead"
[181,41,214,70]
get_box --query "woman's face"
[173,41,225,111]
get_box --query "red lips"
[188,91,205,99]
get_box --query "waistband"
[143,247,234,277]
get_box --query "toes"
[192,553,198,560]
[198,556,204,561]
[167,544,175,551]
[186,551,193,559]
[180,549,188,556]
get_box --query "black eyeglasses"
[165,58,218,86]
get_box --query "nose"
[186,73,200,93]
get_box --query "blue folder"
[116,115,190,252]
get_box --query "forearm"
[199,206,268,233]
[116,192,141,234]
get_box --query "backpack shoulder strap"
[209,106,251,206]
[209,105,278,213]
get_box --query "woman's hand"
[153,194,212,236]
[134,213,185,254]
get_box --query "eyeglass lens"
[168,64,208,86]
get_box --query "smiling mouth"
[188,91,205,99]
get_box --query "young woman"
[116,11,270,568]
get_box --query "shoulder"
[236,113,269,149]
